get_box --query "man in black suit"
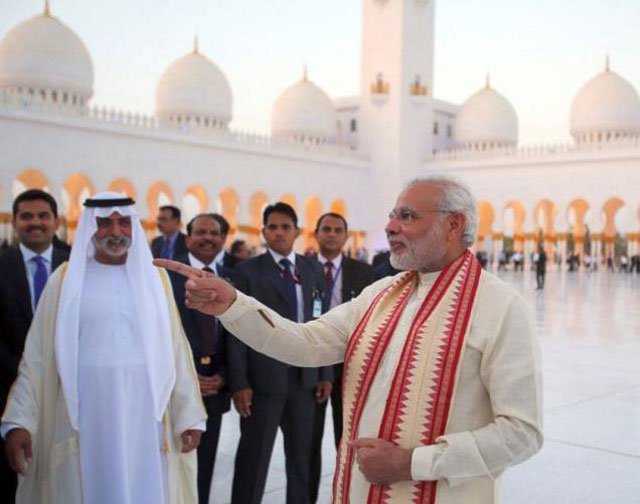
[150,205,188,259]
[0,189,69,504]
[168,213,233,504]
[309,213,373,503]
[228,202,330,504]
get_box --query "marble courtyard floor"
[210,269,640,503]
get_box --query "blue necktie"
[279,258,299,322]
[160,238,171,259]
[32,255,47,308]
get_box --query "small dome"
[271,69,337,143]
[455,76,518,149]
[156,39,233,128]
[0,6,93,101]
[570,58,640,143]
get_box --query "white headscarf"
[55,191,176,430]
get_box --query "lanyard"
[324,262,343,305]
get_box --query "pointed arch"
[182,185,209,225]
[533,198,557,242]
[62,173,95,241]
[147,181,175,221]
[476,200,495,242]
[280,193,298,212]
[107,178,136,199]
[566,198,590,238]
[218,187,240,237]
[303,196,323,251]
[329,198,348,219]
[14,168,50,197]
[602,197,626,238]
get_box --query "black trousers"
[231,371,316,504]
[309,364,343,503]
[0,437,16,504]
[536,270,546,289]
[197,412,223,504]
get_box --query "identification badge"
[313,297,323,318]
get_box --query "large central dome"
[156,40,233,129]
[0,5,93,103]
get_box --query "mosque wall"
[0,111,372,251]
[425,148,640,264]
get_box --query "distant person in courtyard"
[535,246,548,290]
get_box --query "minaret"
[359,0,436,248]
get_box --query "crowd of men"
[0,178,543,504]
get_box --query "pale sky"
[1,0,639,144]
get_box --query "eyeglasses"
[387,207,453,224]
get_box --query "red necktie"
[324,261,334,289]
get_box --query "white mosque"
[1,0,639,267]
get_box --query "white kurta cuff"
[0,422,21,439]
[411,445,439,481]
[218,290,252,323]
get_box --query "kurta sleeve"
[410,295,543,486]
[218,279,389,368]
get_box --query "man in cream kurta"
[2,193,206,504]
[156,177,543,504]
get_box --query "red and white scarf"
[333,250,482,503]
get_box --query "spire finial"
[605,53,610,72]
[44,0,51,16]
[193,35,199,55]
[485,72,491,90]
[302,64,308,82]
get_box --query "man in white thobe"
[2,192,206,504]
[155,177,543,504]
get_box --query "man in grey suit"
[228,202,331,504]
[309,213,373,503]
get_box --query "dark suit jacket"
[169,254,232,415]
[151,232,188,259]
[220,250,241,270]
[336,256,374,304]
[228,252,331,394]
[0,245,69,408]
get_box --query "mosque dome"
[0,3,94,104]
[570,58,640,143]
[455,76,518,149]
[156,38,233,129]
[271,69,337,143]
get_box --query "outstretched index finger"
[153,258,203,280]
